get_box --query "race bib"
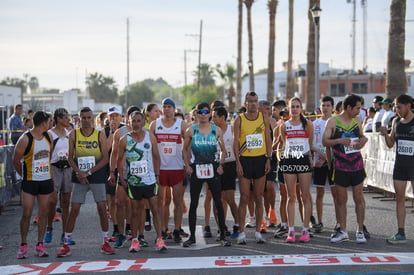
[78,156,95,172]
[33,158,49,176]
[397,140,414,156]
[246,134,263,149]
[161,142,176,156]
[344,137,360,154]
[196,163,214,179]
[288,140,306,155]
[57,150,68,161]
[130,160,148,176]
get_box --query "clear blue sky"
[1,0,413,91]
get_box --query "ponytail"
[299,113,307,131]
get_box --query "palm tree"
[236,0,243,109]
[217,63,237,112]
[267,0,278,103]
[244,0,255,92]
[194,63,216,87]
[386,0,407,99]
[286,0,295,100]
[306,0,319,112]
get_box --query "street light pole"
[311,5,321,111]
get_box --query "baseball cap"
[162,97,176,109]
[108,106,122,115]
[381,98,392,104]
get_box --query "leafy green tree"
[181,85,218,110]
[86,72,118,102]
[142,78,181,103]
[216,63,236,112]
[194,63,216,88]
[119,81,154,108]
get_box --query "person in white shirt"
[372,96,385,133]
[381,98,395,131]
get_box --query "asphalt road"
[0,184,413,275]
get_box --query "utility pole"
[347,0,356,71]
[125,17,130,110]
[185,20,203,90]
[361,0,367,71]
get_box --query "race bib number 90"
[130,160,148,176]
[78,156,95,172]
[246,134,263,149]
[196,164,214,179]
[397,140,414,156]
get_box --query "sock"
[125,224,131,232]
[302,227,309,232]
[132,237,138,241]
[281,222,288,227]
[113,224,119,232]
[64,233,72,244]
[398,228,405,236]
[289,227,295,232]
[102,231,109,242]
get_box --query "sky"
[1,0,413,92]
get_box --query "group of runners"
[11,91,414,259]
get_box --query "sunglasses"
[197,109,210,115]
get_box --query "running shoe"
[165,229,172,240]
[255,231,265,244]
[138,235,148,247]
[274,225,288,238]
[314,223,324,233]
[356,231,367,244]
[183,237,196,247]
[155,237,167,252]
[56,244,71,258]
[182,206,188,214]
[44,227,53,243]
[268,209,278,227]
[203,226,212,238]
[144,221,152,232]
[114,234,126,248]
[173,229,182,243]
[129,239,140,252]
[245,216,256,228]
[220,237,232,247]
[237,232,246,245]
[17,244,28,259]
[363,225,371,239]
[231,225,240,239]
[109,230,118,242]
[330,224,341,238]
[285,231,296,243]
[179,228,189,238]
[299,230,310,243]
[53,212,61,222]
[260,219,267,233]
[331,230,349,243]
[101,241,115,255]
[35,243,49,257]
[32,215,38,224]
[386,233,407,244]
[224,226,231,237]
[60,234,76,245]
[126,229,133,240]
[310,215,317,228]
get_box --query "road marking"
[2,253,413,274]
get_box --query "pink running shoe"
[155,237,167,252]
[17,244,28,259]
[285,231,296,243]
[299,230,310,243]
[57,244,71,258]
[129,239,140,253]
[101,241,115,255]
[35,243,49,257]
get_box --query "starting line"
[2,252,414,274]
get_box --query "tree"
[305,0,319,111]
[119,81,153,108]
[194,63,216,87]
[286,0,295,100]
[267,0,278,103]
[181,85,219,110]
[236,0,243,109]
[386,0,407,99]
[86,72,118,103]
[142,77,181,103]
[1,77,27,93]
[244,0,255,92]
[216,63,236,112]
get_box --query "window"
[330,83,345,96]
[352,82,368,94]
